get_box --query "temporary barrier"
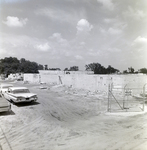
[108,83,147,112]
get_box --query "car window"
[2,86,12,89]
[13,89,30,94]
[1,85,13,88]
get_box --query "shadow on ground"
[0,110,15,116]
[14,101,40,107]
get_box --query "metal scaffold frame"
[107,83,147,112]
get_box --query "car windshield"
[2,86,12,89]
[13,89,30,94]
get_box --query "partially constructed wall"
[23,74,40,83]
[23,73,147,92]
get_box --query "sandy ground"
[0,81,147,150]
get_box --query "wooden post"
[108,84,110,112]
[142,84,146,111]
[123,84,127,109]
[108,84,112,112]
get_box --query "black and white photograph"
[0,0,147,149]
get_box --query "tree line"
[85,63,147,74]
[85,63,119,74]
[64,66,79,71]
[0,57,147,76]
[0,57,43,77]
[123,67,147,74]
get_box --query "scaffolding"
[108,83,147,112]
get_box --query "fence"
[108,83,147,112]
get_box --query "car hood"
[10,93,37,98]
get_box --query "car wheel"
[10,100,14,104]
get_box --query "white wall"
[24,74,40,83]
[24,73,147,92]
[39,70,94,75]
[59,74,112,92]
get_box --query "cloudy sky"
[0,0,147,71]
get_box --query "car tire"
[10,99,14,104]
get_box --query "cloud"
[35,7,81,25]
[1,0,147,71]
[102,17,126,35]
[134,36,147,44]
[132,36,147,49]
[97,0,114,11]
[3,16,28,27]
[107,48,121,53]
[87,49,100,56]
[75,55,83,60]
[99,27,106,34]
[51,33,64,42]
[80,42,85,46]
[76,19,93,33]
[104,18,114,23]
[1,34,31,47]
[35,8,62,20]
[99,27,122,35]
[36,43,51,52]
[108,27,122,35]
[123,6,146,20]
[50,33,68,46]
[130,36,147,63]
[0,48,9,55]
[0,0,28,3]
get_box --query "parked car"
[4,87,38,103]
[17,77,23,81]
[0,83,13,96]
[0,96,11,113]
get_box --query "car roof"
[9,87,28,90]
[0,83,13,87]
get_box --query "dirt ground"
[0,81,147,150]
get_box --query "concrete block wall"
[24,74,40,83]
[59,74,112,92]
[41,74,60,84]
[24,73,147,92]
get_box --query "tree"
[123,70,128,74]
[29,62,39,73]
[85,63,102,74]
[139,68,147,74]
[48,68,61,70]
[0,57,20,76]
[20,58,26,63]
[38,64,44,70]
[44,65,48,70]
[20,60,38,73]
[64,68,69,71]
[85,63,119,74]
[0,63,4,74]
[128,67,135,73]
[94,64,106,74]
[0,57,42,75]
[107,65,119,74]
[69,66,79,71]
[85,63,97,71]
